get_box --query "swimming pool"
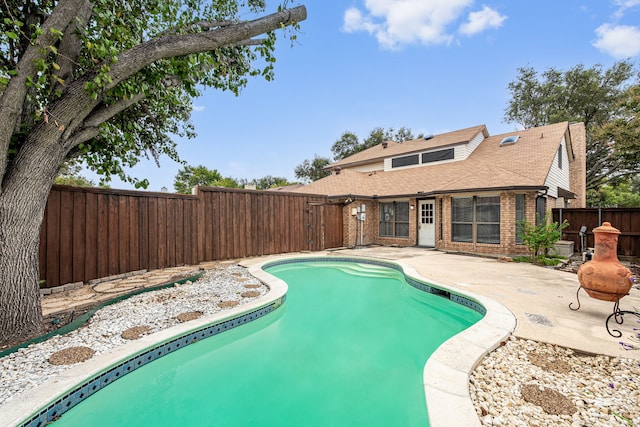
[36,259,481,426]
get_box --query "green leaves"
[517,215,569,261]
[504,61,639,195]
[5,0,303,188]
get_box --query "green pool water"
[52,261,482,427]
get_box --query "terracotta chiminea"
[577,222,634,302]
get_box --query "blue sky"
[87,0,640,191]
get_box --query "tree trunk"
[0,185,48,347]
[0,137,63,348]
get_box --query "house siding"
[544,136,571,199]
[461,131,485,159]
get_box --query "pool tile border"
[15,303,281,427]
[5,254,514,427]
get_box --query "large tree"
[503,61,639,192]
[294,154,330,182]
[173,164,239,193]
[294,127,421,181]
[329,127,420,161]
[246,175,293,189]
[0,0,306,347]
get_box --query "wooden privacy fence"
[39,185,344,288]
[552,208,640,257]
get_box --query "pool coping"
[3,254,515,427]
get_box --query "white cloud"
[593,23,640,58]
[342,0,475,49]
[612,0,640,18]
[459,6,507,36]
[192,105,206,112]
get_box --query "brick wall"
[438,192,536,256]
[342,199,418,247]
[375,198,417,246]
[568,123,587,208]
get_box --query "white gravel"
[470,336,640,426]
[0,264,267,406]
[2,264,639,427]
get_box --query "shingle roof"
[328,124,488,169]
[293,122,574,198]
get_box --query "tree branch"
[39,6,306,152]
[105,6,306,92]
[54,0,94,92]
[0,0,87,185]
[64,93,147,150]
[6,5,307,191]
[83,93,146,129]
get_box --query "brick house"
[292,121,586,256]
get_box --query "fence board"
[59,190,74,285]
[97,193,109,278]
[45,190,60,287]
[128,197,140,272]
[107,195,119,276]
[118,196,129,274]
[72,191,86,283]
[85,192,98,280]
[138,197,149,272]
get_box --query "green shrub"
[517,214,569,262]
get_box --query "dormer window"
[500,135,519,146]
[422,148,454,163]
[391,154,419,168]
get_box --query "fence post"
[598,208,602,226]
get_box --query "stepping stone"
[121,325,152,340]
[48,346,95,365]
[241,291,260,298]
[520,383,577,416]
[218,301,239,309]
[243,284,261,289]
[176,311,203,322]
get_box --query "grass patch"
[513,255,566,266]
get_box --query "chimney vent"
[335,167,341,175]
[382,141,388,148]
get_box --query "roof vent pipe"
[335,167,341,175]
[382,141,388,148]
